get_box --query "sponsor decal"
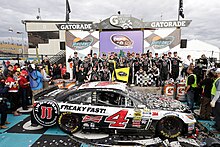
[72,37,93,50]
[105,109,129,129]
[150,20,190,28]
[95,81,118,87]
[165,86,174,96]
[133,110,142,121]
[111,34,133,47]
[161,130,181,138]
[177,86,185,96]
[56,23,92,30]
[164,112,179,117]
[151,36,174,49]
[141,120,147,124]
[132,120,141,128]
[33,100,59,126]
[152,111,158,116]
[82,115,103,123]
[60,105,106,114]
[117,71,127,77]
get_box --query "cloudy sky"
[0,0,220,47]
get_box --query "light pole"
[17,31,24,57]
[8,27,13,44]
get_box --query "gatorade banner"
[115,67,130,83]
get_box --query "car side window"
[96,91,127,107]
[66,91,92,104]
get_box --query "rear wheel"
[57,112,81,134]
[156,116,183,138]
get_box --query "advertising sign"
[100,31,143,54]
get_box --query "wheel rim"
[60,114,79,132]
[159,117,183,137]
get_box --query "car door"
[95,90,152,130]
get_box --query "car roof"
[78,81,127,92]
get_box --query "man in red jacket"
[18,70,30,110]
[5,71,20,116]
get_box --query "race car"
[32,81,196,138]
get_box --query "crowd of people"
[0,57,67,129]
[0,50,219,132]
[67,51,183,86]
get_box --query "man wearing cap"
[100,53,109,69]
[153,53,161,68]
[211,68,220,131]
[72,52,81,80]
[18,70,30,110]
[168,52,172,60]
[171,52,182,81]
[81,56,92,74]
[185,67,197,112]
[159,54,171,83]
[92,53,100,69]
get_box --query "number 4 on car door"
[105,109,129,128]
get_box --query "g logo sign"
[33,100,59,127]
[110,16,119,26]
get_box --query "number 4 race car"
[32,81,196,138]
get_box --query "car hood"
[140,94,190,112]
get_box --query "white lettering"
[110,16,119,25]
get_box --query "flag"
[179,0,184,18]
[66,0,71,22]
[115,67,130,83]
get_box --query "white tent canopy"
[170,39,220,61]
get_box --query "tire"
[57,112,81,134]
[156,116,183,138]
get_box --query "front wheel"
[57,112,81,134]
[156,116,183,138]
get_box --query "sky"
[0,0,220,47]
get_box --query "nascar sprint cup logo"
[72,37,93,50]
[111,35,133,47]
[33,100,59,126]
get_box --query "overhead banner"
[93,15,192,30]
[56,22,92,30]
[100,31,143,54]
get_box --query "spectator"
[5,71,20,116]
[76,65,87,85]
[18,70,30,110]
[171,52,181,81]
[210,68,220,131]
[28,64,43,102]
[52,64,61,79]
[185,67,197,112]
[87,66,101,82]
[199,70,214,120]
[0,73,10,129]
[182,55,193,77]
[61,64,67,79]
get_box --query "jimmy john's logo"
[151,36,174,49]
[72,37,93,50]
[117,71,127,76]
[33,100,59,127]
[111,35,133,47]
